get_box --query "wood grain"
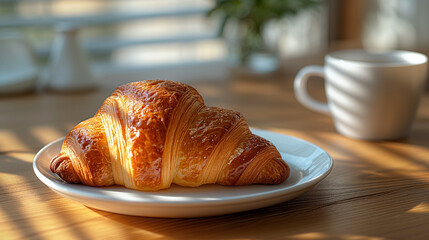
[1,74,429,240]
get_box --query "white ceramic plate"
[33,129,333,218]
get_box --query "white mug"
[294,49,428,140]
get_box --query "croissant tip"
[256,158,290,185]
[50,153,67,173]
[50,153,82,184]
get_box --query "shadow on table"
[0,153,93,240]
[92,156,429,240]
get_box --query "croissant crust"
[50,80,290,191]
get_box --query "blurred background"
[1,0,429,92]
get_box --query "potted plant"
[208,0,320,73]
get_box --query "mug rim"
[326,49,428,68]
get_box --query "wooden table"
[1,73,429,240]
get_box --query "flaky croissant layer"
[50,80,290,191]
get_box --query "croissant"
[50,80,290,191]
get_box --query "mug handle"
[294,65,330,114]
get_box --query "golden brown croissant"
[50,80,290,191]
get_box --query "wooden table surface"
[1,73,429,240]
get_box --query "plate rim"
[33,129,333,207]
